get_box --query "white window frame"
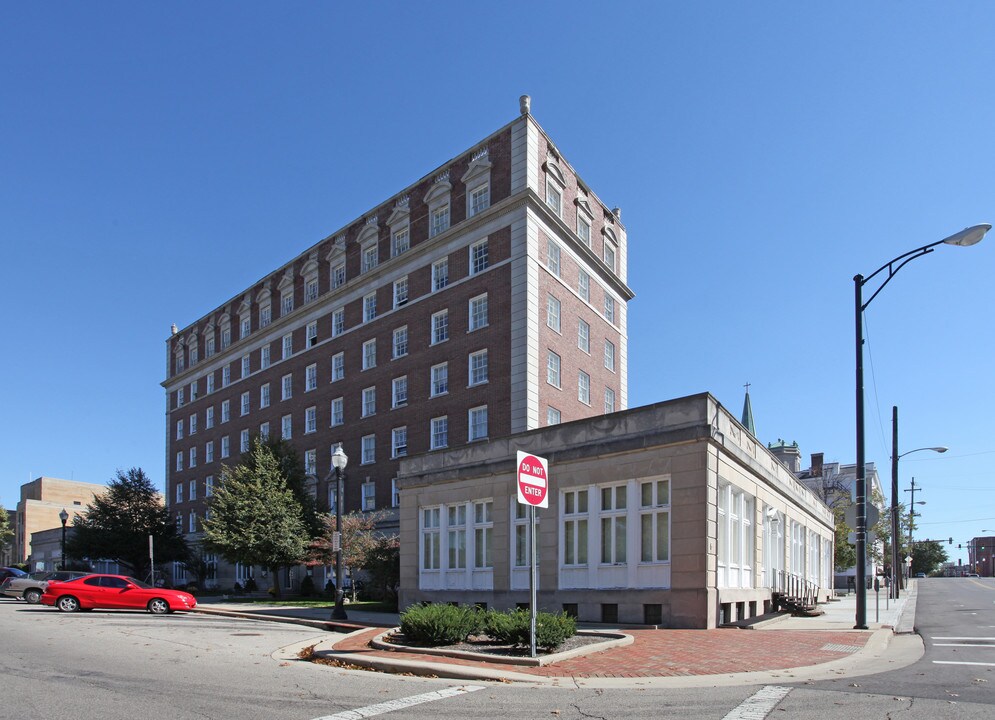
[240,391,250,416]
[578,371,591,405]
[432,258,449,291]
[305,406,317,434]
[306,363,317,391]
[331,352,344,381]
[362,339,377,370]
[639,478,671,564]
[431,362,448,397]
[260,383,270,409]
[604,340,616,372]
[392,376,408,408]
[362,386,376,417]
[281,373,293,401]
[431,309,449,345]
[330,397,343,426]
[393,277,409,308]
[332,308,345,337]
[468,405,488,442]
[468,349,488,386]
[469,239,489,275]
[547,239,561,276]
[578,319,590,353]
[468,294,488,331]
[430,416,448,449]
[391,426,408,458]
[361,434,375,464]
[547,351,561,388]
[392,326,408,359]
[546,294,561,333]
[363,293,377,323]
[281,414,292,440]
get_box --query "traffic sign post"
[516,451,549,658]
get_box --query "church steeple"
[741,382,756,437]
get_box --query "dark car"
[0,567,28,584]
[2,570,91,604]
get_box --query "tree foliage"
[833,504,857,572]
[911,539,948,576]
[65,468,188,579]
[307,509,400,604]
[258,436,323,538]
[0,503,13,549]
[202,440,311,579]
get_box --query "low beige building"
[14,477,106,565]
[397,393,835,629]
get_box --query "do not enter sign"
[517,451,549,508]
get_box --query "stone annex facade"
[397,394,836,628]
[162,97,633,590]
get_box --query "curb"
[191,605,371,633]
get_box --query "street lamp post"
[59,508,69,571]
[854,223,989,629]
[890,407,946,599]
[330,444,349,621]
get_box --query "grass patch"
[214,597,397,612]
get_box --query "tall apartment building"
[162,96,633,588]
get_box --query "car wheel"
[24,589,42,604]
[147,598,171,615]
[57,595,80,613]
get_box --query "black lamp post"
[59,508,69,570]
[854,223,988,629]
[330,444,349,621]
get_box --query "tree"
[833,504,856,572]
[911,539,948,576]
[307,509,399,602]
[203,440,311,596]
[363,534,400,606]
[65,468,188,580]
[259,436,323,538]
[0,503,13,550]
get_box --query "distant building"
[13,477,106,566]
[968,535,995,577]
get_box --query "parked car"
[0,567,28,584]
[2,570,91,604]
[915,572,927,578]
[965,573,981,577]
[41,574,197,614]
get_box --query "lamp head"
[59,508,69,524]
[331,444,348,471]
[942,223,990,247]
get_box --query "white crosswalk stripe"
[310,685,486,720]
[721,685,792,720]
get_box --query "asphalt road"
[2,581,993,720]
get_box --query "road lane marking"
[721,685,792,720]
[310,685,486,720]
[932,637,995,641]
[933,661,995,667]
[933,643,995,647]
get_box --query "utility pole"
[905,478,921,577]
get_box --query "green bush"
[534,611,577,650]
[399,603,481,645]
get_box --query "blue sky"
[3,2,993,566]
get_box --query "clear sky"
[3,3,993,567]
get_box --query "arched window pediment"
[300,254,320,279]
[544,158,566,187]
[277,271,294,292]
[324,237,345,263]
[386,203,410,228]
[575,196,594,219]
[356,222,379,247]
[237,295,251,316]
[461,153,492,187]
[255,287,271,304]
[602,225,617,245]
[424,179,452,206]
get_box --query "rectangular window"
[600,484,627,564]
[432,258,449,291]
[392,326,408,359]
[260,346,270,370]
[431,309,449,344]
[362,387,376,417]
[304,448,316,475]
[221,435,230,458]
[547,239,561,276]
[468,294,488,331]
[282,373,293,401]
[260,383,270,408]
[305,278,318,304]
[430,416,448,449]
[207,373,215,394]
[362,243,378,273]
[206,337,215,358]
[332,262,346,289]
[362,339,377,370]
[391,478,400,508]
[391,427,407,458]
[546,294,561,332]
[260,304,272,327]
[206,406,215,429]
[468,405,488,441]
[361,434,375,464]
[206,475,214,496]
[393,277,408,308]
[332,308,345,337]
[221,399,230,423]
[362,482,376,511]
[469,184,490,216]
[282,333,293,360]
[241,317,251,339]
[546,181,561,215]
[430,205,450,237]
[281,292,294,317]
[431,363,448,397]
[604,340,616,371]
[177,387,184,407]
[241,355,250,378]
[363,293,377,323]
[578,319,590,353]
[190,347,198,365]
[206,440,214,463]
[305,406,317,434]
[422,507,441,570]
[330,397,343,426]
[222,366,230,388]
[259,422,269,441]
[577,215,591,246]
[189,447,196,468]
[605,387,616,414]
[331,352,344,381]
[547,351,561,387]
[281,414,292,440]
[189,380,198,401]
[473,501,493,569]
[306,363,317,391]
[604,295,616,324]
[392,376,408,408]
[306,321,318,347]
[578,270,590,302]
[221,328,231,349]
[447,504,467,569]
[578,371,591,405]
[470,239,489,275]
[176,419,184,440]
[468,349,488,386]
[563,489,589,566]
[176,480,184,503]
[392,227,410,257]
[547,406,561,425]
[240,391,250,416]
[604,241,617,272]
[240,429,250,452]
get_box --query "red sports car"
[41,574,197,614]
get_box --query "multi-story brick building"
[162,96,633,590]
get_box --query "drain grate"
[821,643,861,654]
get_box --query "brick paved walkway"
[331,628,873,679]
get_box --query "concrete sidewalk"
[194,582,922,688]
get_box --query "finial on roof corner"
[170,323,178,336]
[520,95,531,116]
[613,207,622,219]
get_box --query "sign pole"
[516,450,548,660]
[529,503,537,659]
[148,534,155,585]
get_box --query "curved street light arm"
[858,241,944,311]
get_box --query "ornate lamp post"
[330,444,349,621]
[854,223,988,628]
[59,508,69,571]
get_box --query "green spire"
[742,384,756,437]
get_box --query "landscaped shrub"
[399,603,481,645]
[534,611,577,650]
[299,575,315,597]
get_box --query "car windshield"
[125,577,152,589]
[6,568,27,578]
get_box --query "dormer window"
[326,237,346,289]
[278,271,295,316]
[357,221,379,274]
[575,194,594,247]
[387,199,411,258]
[301,254,319,305]
[544,155,566,217]
[602,225,618,273]
[219,314,231,350]
[462,148,491,218]
[425,171,452,238]
[237,296,252,340]
[256,287,271,328]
